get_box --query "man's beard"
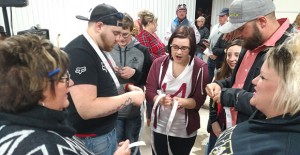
[100,33,115,52]
[243,24,263,50]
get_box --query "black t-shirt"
[64,35,118,135]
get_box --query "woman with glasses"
[0,34,131,155]
[146,26,210,155]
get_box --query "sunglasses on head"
[96,12,124,22]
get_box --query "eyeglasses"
[48,68,71,87]
[96,12,124,22]
[178,4,186,7]
[120,33,131,38]
[170,44,190,52]
[59,71,71,87]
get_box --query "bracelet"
[125,83,134,92]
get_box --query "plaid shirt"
[136,30,165,61]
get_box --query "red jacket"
[136,30,165,61]
[146,55,209,135]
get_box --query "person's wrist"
[131,68,136,76]
[125,83,134,92]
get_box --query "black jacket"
[211,34,228,69]
[210,111,300,155]
[215,24,294,123]
[0,106,93,155]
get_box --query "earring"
[39,102,45,106]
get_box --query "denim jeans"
[196,47,203,60]
[81,129,117,155]
[206,134,218,155]
[116,116,142,155]
[196,52,203,60]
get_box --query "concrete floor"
[139,108,210,155]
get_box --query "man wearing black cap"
[0,26,7,41]
[165,4,200,44]
[64,4,144,155]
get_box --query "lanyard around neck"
[83,32,122,93]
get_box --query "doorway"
[195,0,213,30]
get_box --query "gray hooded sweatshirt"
[110,37,152,118]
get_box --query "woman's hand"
[209,54,217,60]
[173,97,196,109]
[212,122,222,137]
[159,94,173,106]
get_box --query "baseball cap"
[177,4,187,12]
[219,8,229,16]
[219,0,275,33]
[76,3,124,26]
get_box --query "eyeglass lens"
[60,71,70,87]
[171,45,190,51]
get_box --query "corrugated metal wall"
[1,0,297,47]
[0,0,196,47]
[273,0,300,21]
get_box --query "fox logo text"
[75,66,87,74]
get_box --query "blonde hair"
[138,10,157,27]
[266,33,300,116]
[196,16,205,22]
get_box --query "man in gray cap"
[206,0,295,127]
[206,1,296,154]
[204,7,229,80]
[64,3,145,155]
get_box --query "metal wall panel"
[0,0,196,47]
[273,0,300,22]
